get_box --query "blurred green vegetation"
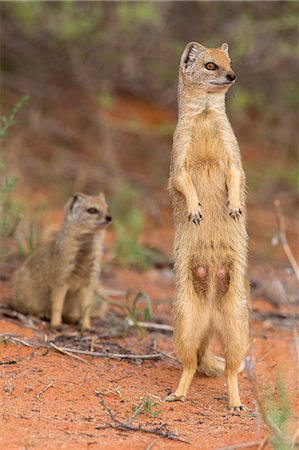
[0,96,28,236]
[265,376,293,450]
[1,1,298,219]
[2,1,298,143]
[110,183,164,271]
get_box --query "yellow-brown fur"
[13,193,111,330]
[167,42,249,410]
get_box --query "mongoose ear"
[180,42,206,72]
[67,193,84,212]
[221,43,229,54]
[98,192,106,201]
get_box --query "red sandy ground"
[1,92,298,449]
[1,259,298,450]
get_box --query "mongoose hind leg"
[166,283,209,402]
[217,290,249,411]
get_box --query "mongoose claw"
[165,393,186,402]
[229,404,248,413]
[51,323,63,331]
[188,205,203,224]
[228,207,242,220]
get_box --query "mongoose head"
[64,192,112,233]
[180,42,235,92]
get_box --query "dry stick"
[246,342,293,447]
[7,336,35,348]
[127,319,173,333]
[50,343,90,364]
[51,345,162,361]
[2,336,162,362]
[146,441,157,450]
[274,199,299,363]
[274,199,299,282]
[3,373,15,395]
[152,338,178,363]
[97,287,126,298]
[36,380,54,402]
[257,435,269,450]
[218,442,263,450]
[96,393,191,444]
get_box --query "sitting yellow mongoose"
[167,42,249,411]
[13,193,111,330]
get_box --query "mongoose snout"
[226,73,236,82]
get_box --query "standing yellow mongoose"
[167,42,249,411]
[13,193,112,330]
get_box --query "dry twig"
[50,345,162,361]
[50,343,89,364]
[274,200,299,282]
[127,319,173,333]
[95,392,191,444]
[36,380,54,401]
[257,435,269,450]
[3,372,15,395]
[218,441,263,450]
[146,441,157,450]
[246,342,293,448]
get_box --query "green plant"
[0,96,29,140]
[95,290,153,331]
[111,183,160,271]
[15,221,37,257]
[265,376,293,450]
[132,395,162,419]
[0,96,29,258]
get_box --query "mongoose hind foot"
[165,393,186,403]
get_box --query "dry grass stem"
[274,200,299,281]
[51,345,162,360]
[96,392,191,444]
[146,441,157,450]
[246,341,293,448]
[36,380,54,401]
[50,343,89,364]
[127,319,173,332]
[219,441,263,450]
[3,372,15,395]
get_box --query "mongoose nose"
[227,73,236,82]
[105,215,112,222]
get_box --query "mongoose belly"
[172,159,247,297]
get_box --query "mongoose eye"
[87,207,99,214]
[205,62,218,70]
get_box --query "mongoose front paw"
[227,202,242,220]
[188,203,203,224]
[165,393,186,402]
[51,322,63,331]
[81,324,92,332]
